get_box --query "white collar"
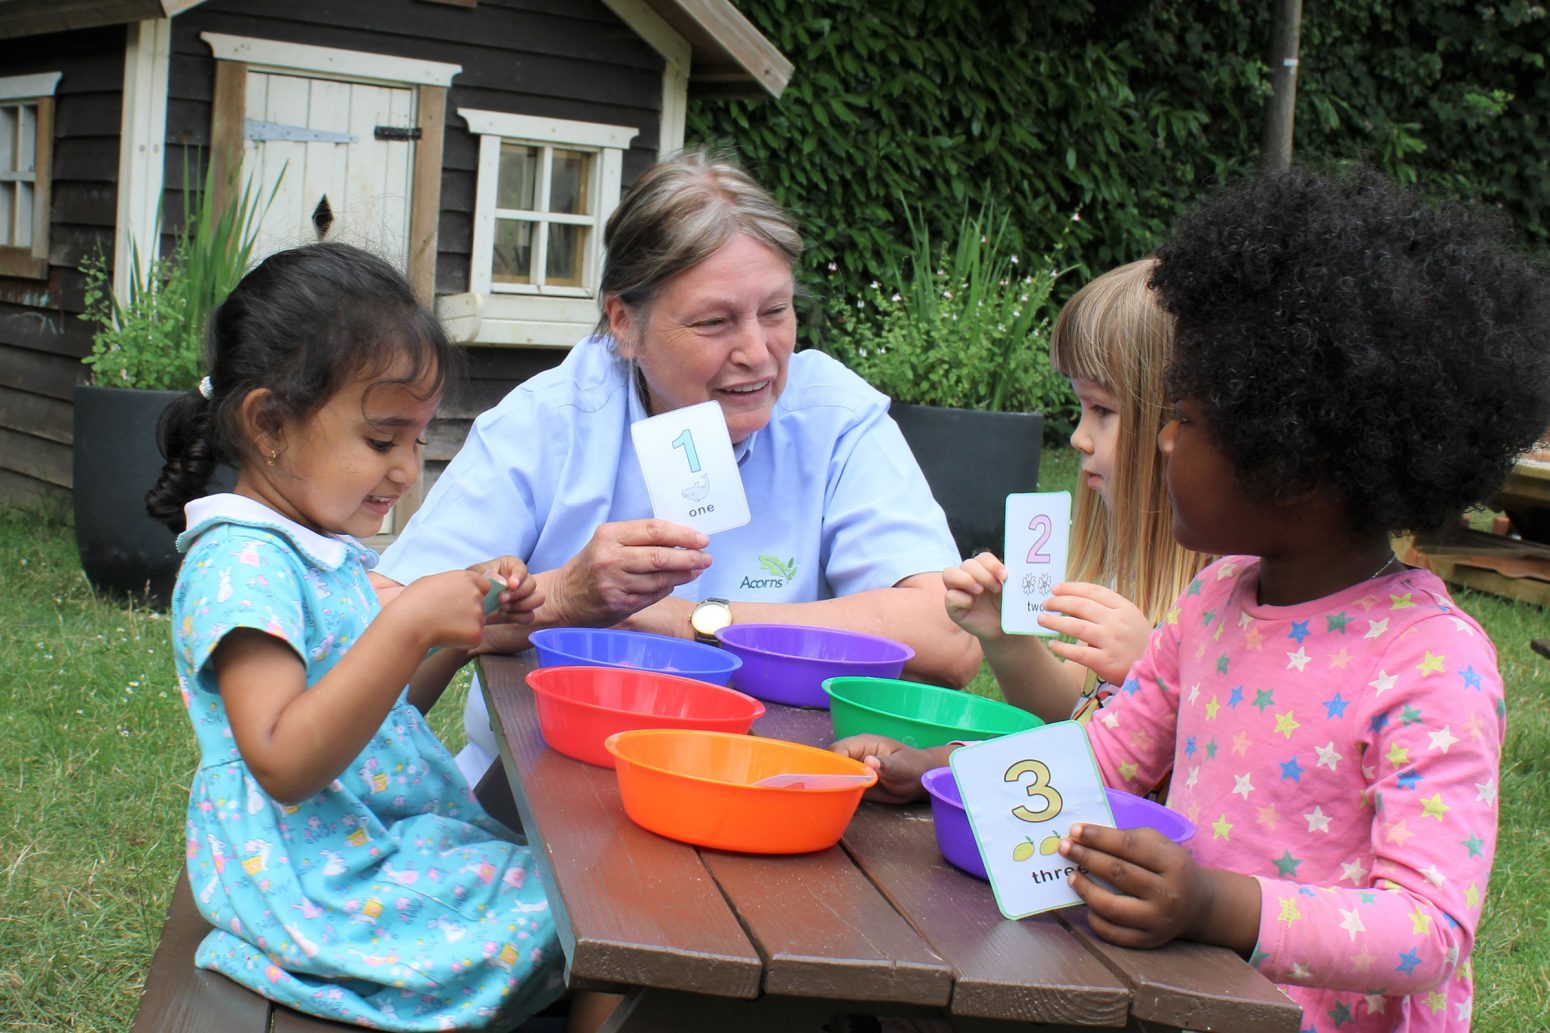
[177,493,371,572]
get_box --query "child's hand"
[830,734,941,804]
[391,570,494,652]
[1038,582,1153,686]
[468,556,543,624]
[1058,822,1259,953]
[943,552,1008,643]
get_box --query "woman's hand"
[829,734,949,804]
[547,519,712,627]
[943,552,1008,644]
[1058,822,1260,952]
[1038,582,1154,686]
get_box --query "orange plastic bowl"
[603,729,877,853]
[527,666,766,768]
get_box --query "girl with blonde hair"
[941,258,1207,724]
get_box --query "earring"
[266,449,277,466]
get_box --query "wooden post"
[208,60,246,219]
[1262,0,1302,172]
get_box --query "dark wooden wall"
[0,25,125,511]
[169,0,666,490]
[0,1,672,511]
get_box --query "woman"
[374,148,980,785]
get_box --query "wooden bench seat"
[129,871,358,1033]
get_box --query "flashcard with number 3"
[630,401,751,536]
[1002,491,1071,636]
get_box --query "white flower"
[1071,212,1082,222]
[870,280,880,290]
[1011,255,1020,265]
[856,300,865,309]
[827,261,838,271]
[943,290,953,299]
[891,293,902,302]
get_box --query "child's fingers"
[942,566,984,596]
[1042,593,1112,626]
[1051,581,1125,607]
[971,552,1009,580]
[1035,611,1098,642]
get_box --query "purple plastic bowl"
[921,766,1195,880]
[715,624,914,708]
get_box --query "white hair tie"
[198,376,214,400]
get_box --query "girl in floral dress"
[147,242,566,1030]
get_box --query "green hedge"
[689,0,1550,356]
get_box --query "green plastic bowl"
[822,676,1045,747]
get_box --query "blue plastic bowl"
[529,627,741,685]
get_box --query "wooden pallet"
[1404,526,1550,608]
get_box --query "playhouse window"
[462,109,638,302]
[0,72,59,280]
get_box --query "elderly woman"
[374,149,980,784]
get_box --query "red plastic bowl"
[527,665,766,768]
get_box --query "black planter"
[888,402,1044,560]
[72,385,234,608]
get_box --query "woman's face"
[610,233,796,444]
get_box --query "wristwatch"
[690,597,734,645]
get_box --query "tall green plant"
[82,162,276,391]
[820,202,1075,439]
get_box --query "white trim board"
[600,0,689,156]
[114,18,171,305]
[0,72,61,102]
[201,33,461,87]
[459,109,639,151]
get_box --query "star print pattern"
[1087,558,1501,1032]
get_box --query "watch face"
[692,601,733,635]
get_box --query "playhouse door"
[242,70,416,269]
[239,71,420,534]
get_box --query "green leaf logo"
[758,555,797,580]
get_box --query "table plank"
[752,703,1132,1026]
[481,654,764,999]
[1057,911,1303,1033]
[844,803,1132,1027]
[699,846,952,1005]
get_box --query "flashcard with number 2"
[1001,491,1071,636]
[630,400,751,536]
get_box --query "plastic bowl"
[529,627,741,685]
[921,766,1195,879]
[824,676,1044,747]
[715,624,914,708]
[527,666,766,768]
[603,728,877,853]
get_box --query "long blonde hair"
[1049,258,1206,624]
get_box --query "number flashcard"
[630,400,751,536]
[1002,491,1072,636]
[949,721,1113,919]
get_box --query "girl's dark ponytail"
[145,388,220,532]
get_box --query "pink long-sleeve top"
[1087,557,1502,1032]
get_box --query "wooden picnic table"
[480,651,1304,1033]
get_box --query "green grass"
[1,449,1545,1028]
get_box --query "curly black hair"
[1151,165,1550,536]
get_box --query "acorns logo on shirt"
[741,554,796,590]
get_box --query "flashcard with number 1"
[630,400,751,536]
[1002,491,1071,636]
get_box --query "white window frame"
[0,71,61,280]
[453,108,637,346]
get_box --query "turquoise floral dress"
[172,494,564,1030]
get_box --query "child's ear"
[604,297,638,359]
[239,388,287,461]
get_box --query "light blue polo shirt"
[379,336,958,602]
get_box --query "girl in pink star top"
[835,166,1550,1032]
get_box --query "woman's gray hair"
[594,147,803,343]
